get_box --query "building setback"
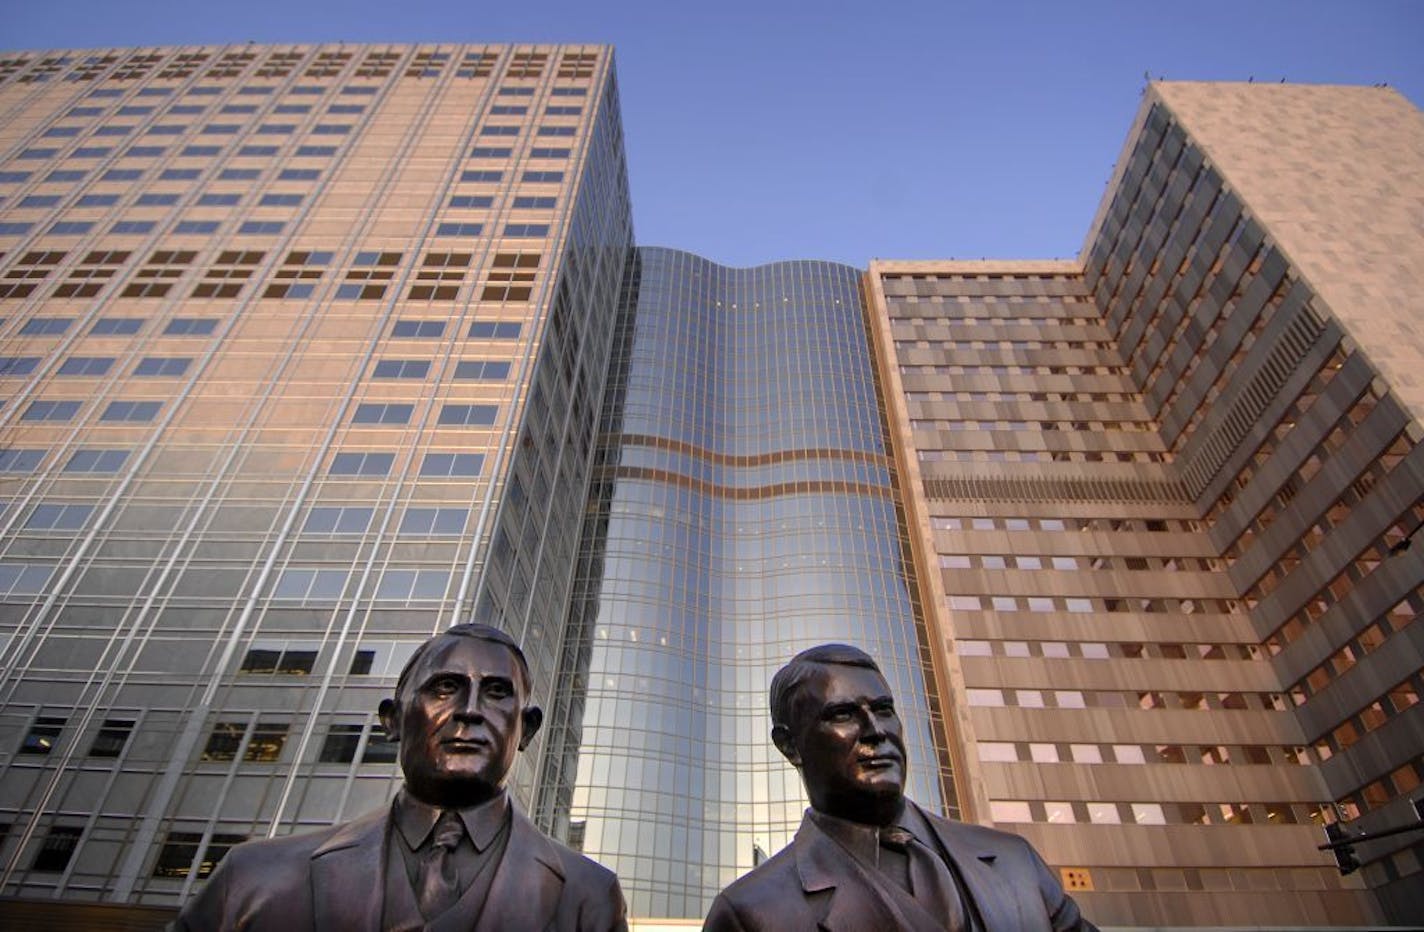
[0,45,1419,928]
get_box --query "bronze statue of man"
[173,624,626,931]
[704,644,1096,931]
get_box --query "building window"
[371,359,429,379]
[420,452,483,477]
[264,250,330,298]
[375,569,449,601]
[0,357,41,376]
[0,563,58,597]
[64,448,128,473]
[153,832,247,879]
[0,450,44,473]
[453,360,511,380]
[202,722,288,762]
[390,320,444,338]
[448,195,493,209]
[164,318,217,336]
[399,507,467,535]
[529,147,570,159]
[89,719,134,758]
[197,192,241,206]
[460,170,502,183]
[91,317,143,336]
[434,222,482,237]
[101,400,162,421]
[22,400,81,421]
[57,356,114,376]
[437,404,497,426]
[24,503,92,530]
[122,249,198,299]
[469,321,522,339]
[521,171,563,183]
[352,402,413,425]
[470,146,512,158]
[21,715,66,754]
[192,250,265,298]
[272,568,349,601]
[239,647,317,675]
[328,452,394,476]
[31,826,82,873]
[302,506,374,535]
[337,251,399,299]
[133,357,191,377]
[319,724,363,763]
[20,317,73,336]
[512,196,556,209]
[135,192,178,206]
[502,223,548,238]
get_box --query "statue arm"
[702,893,751,932]
[168,856,233,932]
[579,871,629,932]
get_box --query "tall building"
[0,44,1419,928]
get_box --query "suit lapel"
[920,806,1023,931]
[793,815,907,932]
[310,808,389,932]
[470,809,565,932]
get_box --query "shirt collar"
[393,787,510,853]
[808,799,916,870]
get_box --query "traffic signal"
[1324,822,1360,875]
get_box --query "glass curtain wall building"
[0,42,632,910]
[535,248,948,916]
[0,44,1421,929]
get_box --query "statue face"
[778,664,906,822]
[380,636,542,808]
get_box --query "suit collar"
[917,802,1018,931]
[792,811,934,932]
[310,808,388,932]
[306,797,566,932]
[465,807,565,932]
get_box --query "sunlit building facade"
[0,43,1420,929]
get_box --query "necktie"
[880,825,966,931]
[417,811,465,920]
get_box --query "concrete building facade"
[0,44,1419,927]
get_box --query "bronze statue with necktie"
[171,624,627,931]
[703,644,1098,931]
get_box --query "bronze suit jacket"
[703,803,1096,932]
[171,804,626,932]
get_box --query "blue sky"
[6,1,1422,266]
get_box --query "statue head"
[769,644,906,826]
[378,624,543,808]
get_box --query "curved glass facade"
[539,247,946,918]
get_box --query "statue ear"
[771,723,801,767]
[378,698,400,741]
[517,705,544,750]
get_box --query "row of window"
[948,593,1235,615]
[978,739,1315,768]
[0,220,554,240]
[0,165,561,187]
[8,351,194,374]
[24,398,163,422]
[941,553,1221,572]
[0,447,484,478]
[990,798,1332,828]
[956,638,1265,662]
[7,142,341,162]
[965,687,1291,712]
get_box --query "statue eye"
[426,675,461,697]
[483,679,514,700]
